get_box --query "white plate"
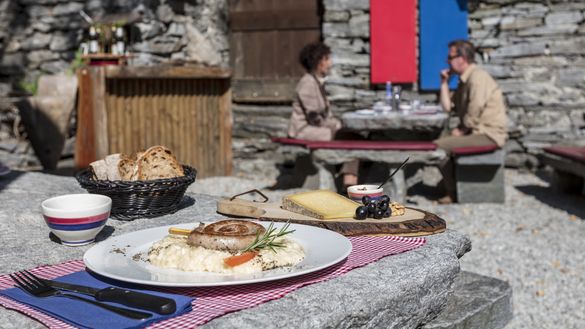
[83,222,352,287]
[354,109,376,115]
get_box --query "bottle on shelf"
[110,26,118,54]
[88,26,99,54]
[114,26,125,55]
[97,25,105,53]
[79,42,89,55]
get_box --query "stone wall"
[2,0,585,172]
[0,0,229,94]
[320,0,585,169]
[0,0,229,169]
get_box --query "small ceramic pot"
[347,184,384,203]
[41,194,111,246]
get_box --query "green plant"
[18,80,38,96]
[68,48,84,75]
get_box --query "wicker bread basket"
[76,166,197,220]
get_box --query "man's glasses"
[447,54,461,61]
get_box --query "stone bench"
[271,138,446,202]
[452,145,505,203]
[541,146,585,195]
[422,271,513,329]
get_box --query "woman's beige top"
[452,64,507,147]
[287,73,341,141]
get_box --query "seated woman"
[287,42,358,188]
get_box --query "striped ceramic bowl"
[41,194,111,246]
[347,184,384,204]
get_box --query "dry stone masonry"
[321,0,585,170]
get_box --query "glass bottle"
[89,26,99,54]
[110,26,117,54]
[115,26,125,55]
[392,85,402,113]
[385,81,393,110]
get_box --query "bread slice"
[89,159,108,180]
[104,153,121,181]
[135,146,184,180]
[282,190,359,220]
[118,154,137,181]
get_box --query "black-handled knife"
[42,279,177,315]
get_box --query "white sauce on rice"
[148,235,305,274]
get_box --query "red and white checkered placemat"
[0,235,425,329]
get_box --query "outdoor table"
[341,107,448,140]
[0,171,470,328]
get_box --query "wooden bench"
[452,145,505,203]
[272,137,447,202]
[541,146,585,194]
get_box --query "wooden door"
[229,0,322,103]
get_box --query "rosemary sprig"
[241,222,295,253]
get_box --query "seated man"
[435,40,507,204]
[287,42,358,188]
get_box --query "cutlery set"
[10,270,177,320]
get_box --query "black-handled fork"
[10,271,152,320]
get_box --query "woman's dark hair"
[299,42,331,72]
[448,39,476,63]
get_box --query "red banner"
[370,0,417,83]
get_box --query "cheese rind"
[282,190,360,219]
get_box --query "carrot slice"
[224,251,258,267]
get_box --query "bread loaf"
[136,146,184,180]
[91,146,183,181]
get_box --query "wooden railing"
[75,65,232,178]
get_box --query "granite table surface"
[0,171,471,329]
[342,109,448,132]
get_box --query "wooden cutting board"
[216,198,446,237]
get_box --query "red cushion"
[452,144,499,155]
[544,146,585,164]
[271,137,313,147]
[306,140,438,151]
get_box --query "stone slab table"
[0,171,471,329]
[342,109,448,141]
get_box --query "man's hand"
[440,69,451,84]
[439,69,453,113]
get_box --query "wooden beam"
[105,66,232,79]
[75,67,96,168]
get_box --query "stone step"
[422,271,513,329]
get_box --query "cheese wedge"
[282,190,360,220]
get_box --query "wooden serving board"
[217,198,446,237]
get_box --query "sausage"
[187,220,266,252]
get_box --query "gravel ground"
[189,168,585,329]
